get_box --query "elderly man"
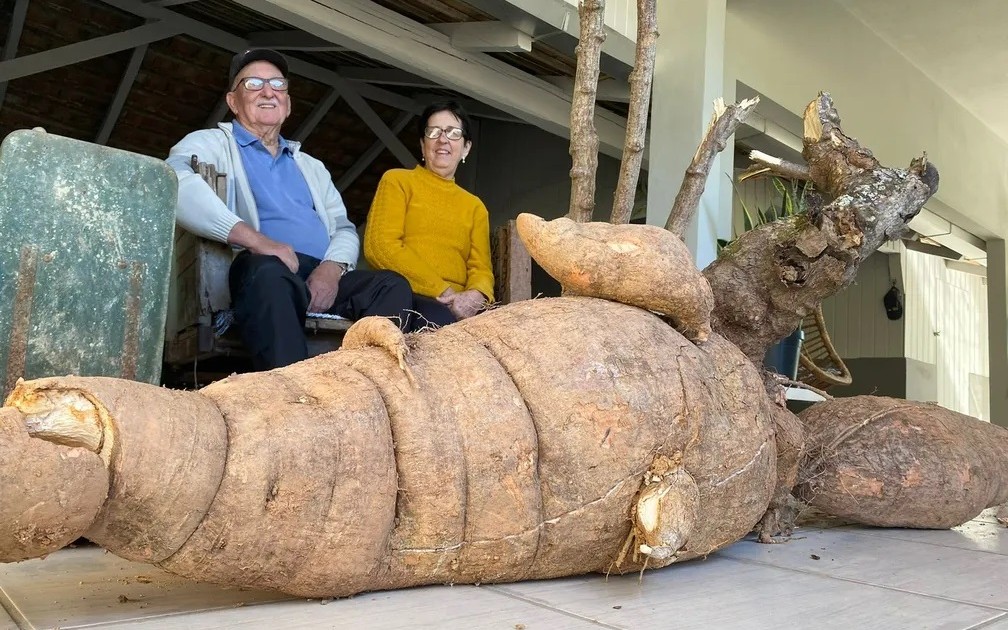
[167,48,418,370]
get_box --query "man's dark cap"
[228,48,288,87]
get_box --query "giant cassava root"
[0,79,956,598]
[1,295,776,598]
[797,396,1008,528]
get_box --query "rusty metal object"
[0,129,177,389]
[4,246,38,396]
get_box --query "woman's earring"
[462,155,467,164]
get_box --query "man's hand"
[255,240,299,273]
[306,261,345,313]
[227,222,299,273]
[437,288,486,320]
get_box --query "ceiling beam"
[542,75,630,103]
[337,110,415,191]
[904,237,962,261]
[428,21,532,53]
[335,66,437,88]
[1,0,413,119]
[314,69,522,123]
[0,0,29,109]
[292,87,342,142]
[459,0,633,80]
[103,0,409,123]
[411,93,521,124]
[95,42,149,145]
[232,0,629,160]
[247,29,346,51]
[497,0,636,62]
[99,0,418,167]
[0,20,178,83]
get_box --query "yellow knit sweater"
[364,166,495,301]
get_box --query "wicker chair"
[795,304,852,390]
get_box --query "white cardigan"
[166,123,359,267]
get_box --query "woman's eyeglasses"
[424,126,465,141]
[236,77,289,92]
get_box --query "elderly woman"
[364,102,494,327]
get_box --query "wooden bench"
[163,157,350,380]
[492,219,531,304]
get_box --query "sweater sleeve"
[364,172,452,297]
[166,131,242,243]
[465,201,496,302]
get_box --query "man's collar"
[232,121,290,153]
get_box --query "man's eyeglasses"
[424,126,465,141]
[235,76,289,92]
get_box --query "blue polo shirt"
[233,122,329,260]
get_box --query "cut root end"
[6,386,105,452]
[611,454,700,573]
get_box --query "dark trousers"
[230,251,438,370]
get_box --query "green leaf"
[725,172,816,262]
[773,177,796,217]
[798,180,810,210]
[727,173,758,233]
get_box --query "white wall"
[821,253,905,360]
[814,246,989,417]
[725,0,1008,242]
[902,248,989,418]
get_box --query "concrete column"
[646,0,731,269]
[988,239,1008,427]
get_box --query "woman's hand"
[438,289,486,320]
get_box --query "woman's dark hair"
[418,101,474,142]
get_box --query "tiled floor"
[1,512,1005,630]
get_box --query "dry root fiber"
[797,395,1008,528]
[0,297,775,598]
[516,213,714,342]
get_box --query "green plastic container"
[0,129,177,396]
